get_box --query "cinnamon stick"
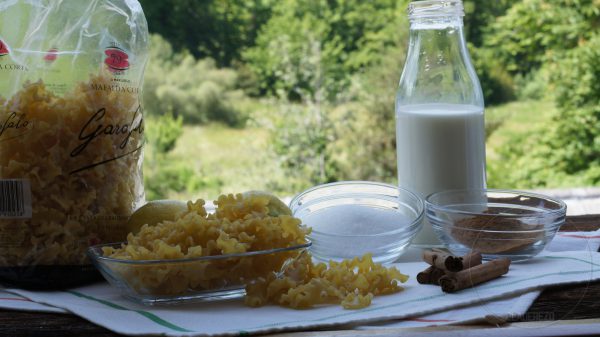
[422,249,463,272]
[461,251,483,269]
[416,266,446,285]
[439,258,511,293]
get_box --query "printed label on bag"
[104,45,130,73]
[0,39,28,72]
[44,47,58,63]
[0,111,33,141]
[0,39,8,57]
[0,179,32,218]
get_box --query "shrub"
[144,35,248,127]
[470,45,515,106]
[144,161,196,200]
[139,0,272,67]
[142,114,222,200]
[513,67,551,101]
[243,0,407,101]
[145,113,183,154]
[485,0,600,74]
[490,34,600,188]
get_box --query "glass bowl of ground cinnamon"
[425,189,566,262]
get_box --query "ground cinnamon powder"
[451,213,544,254]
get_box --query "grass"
[168,123,286,200]
[485,100,557,161]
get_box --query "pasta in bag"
[0,0,148,288]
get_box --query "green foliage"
[485,0,600,74]
[490,35,600,188]
[143,114,220,200]
[139,0,273,67]
[137,0,600,197]
[145,112,183,153]
[513,67,551,100]
[482,0,599,104]
[144,35,248,127]
[145,161,199,201]
[244,0,407,100]
[484,0,600,189]
[270,102,337,192]
[265,29,338,190]
[554,35,600,110]
[262,2,410,189]
[327,44,407,182]
[469,45,515,105]
[462,0,518,47]
[549,34,600,174]
[247,0,410,190]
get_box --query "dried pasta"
[0,75,143,267]
[245,252,408,309]
[104,193,409,309]
[103,194,310,295]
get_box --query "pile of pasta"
[0,75,143,267]
[245,251,408,309]
[104,193,409,309]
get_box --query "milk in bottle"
[396,0,486,246]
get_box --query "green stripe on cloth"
[66,291,193,333]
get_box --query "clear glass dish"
[290,181,424,264]
[87,241,311,305]
[426,189,567,262]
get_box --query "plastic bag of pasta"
[0,0,148,288]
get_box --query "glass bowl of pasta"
[87,193,312,305]
[88,241,311,305]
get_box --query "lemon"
[127,200,188,234]
[242,190,292,217]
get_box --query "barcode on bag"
[0,179,32,218]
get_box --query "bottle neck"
[407,0,465,27]
[398,15,483,107]
[407,16,467,58]
[409,15,464,31]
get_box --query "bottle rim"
[408,0,464,19]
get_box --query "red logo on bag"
[44,48,58,62]
[0,40,9,57]
[104,46,129,72]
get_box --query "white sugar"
[304,204,415,263]
[306,204,411,235]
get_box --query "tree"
[143,35,247,126]
[139,0,273,67]
[490,34,600,188]
[462,0,518,47]
[484,0,600,74]
[244,0,406,100]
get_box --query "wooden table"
[1,215,599,336]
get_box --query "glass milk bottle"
[396,0,486,246]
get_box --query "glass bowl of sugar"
[290,181,424,264]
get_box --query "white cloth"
[0,290,66,313]
[361,229,600,329]
[0,230,598,336]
